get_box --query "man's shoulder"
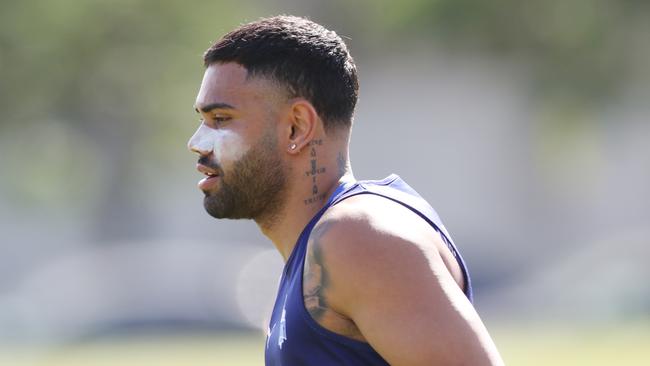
[307,193,443,275]
[315,193,433,243]
[305,197,501,366]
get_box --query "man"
[188,15,503,365]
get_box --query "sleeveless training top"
[265,174,473,365]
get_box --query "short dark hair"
[203,15,359,131]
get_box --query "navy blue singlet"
[265,174,473,365]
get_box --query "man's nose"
[187,125,214,155]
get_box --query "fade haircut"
[203,15,359,131]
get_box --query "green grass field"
[1,323,648,365]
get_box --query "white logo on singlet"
[267,295,288,350]
[278,307,287,348]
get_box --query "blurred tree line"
[356,0,649,100]
[0,0,648,240]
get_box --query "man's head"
[188,16,358,223]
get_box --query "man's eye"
[214,116,231,125]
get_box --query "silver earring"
[290,143,297,150]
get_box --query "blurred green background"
[1,0,649,364]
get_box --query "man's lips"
[196,163,220,191]
[196,163,219,177]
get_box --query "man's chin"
[204,209,231,219]
[203,195,246,219]
[203,196,227,219]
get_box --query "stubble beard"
[202,131,287,224]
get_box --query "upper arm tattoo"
[303,221,331,321]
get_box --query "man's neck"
[256,143,353,261]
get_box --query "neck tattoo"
[304,139,327,205]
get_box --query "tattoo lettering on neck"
[337,152,346,176]
[304,139,327,205]
[303,221,331,321]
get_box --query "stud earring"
[290,143,297,150]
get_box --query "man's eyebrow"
[194,102,236,114]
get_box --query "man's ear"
[285,99,319,155]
